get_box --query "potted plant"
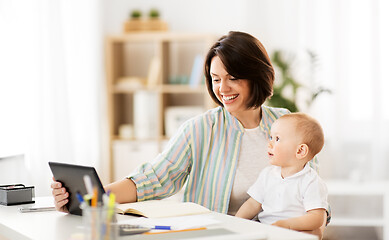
[267,50,331,112]
[148,8,160,19]
[123,8,168,32]
[130,9,142,19]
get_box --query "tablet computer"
[48,162,105,215]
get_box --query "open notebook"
[116,200,210,218]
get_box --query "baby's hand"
[272,219,291,229]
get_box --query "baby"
[236,112,328,231]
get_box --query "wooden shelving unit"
[105,32,217,181]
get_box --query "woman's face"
[210,56,251,115]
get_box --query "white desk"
[0,197,317,240]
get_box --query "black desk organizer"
[0,184,35,206]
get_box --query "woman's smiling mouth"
[222,94,238,103]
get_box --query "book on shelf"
[116,77,146,89]
[147,56,161,87]
[116,200,210,218]
[133,91,158,139]
[189,54,204,87]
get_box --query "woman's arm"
[129,121,194,201]
[104,178,137,203]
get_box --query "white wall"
[0,155,29,186]
[102,0,304,51]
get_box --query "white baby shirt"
[247,164,328,225]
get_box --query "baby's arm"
[235,197,262,220]
[272,208,326,231]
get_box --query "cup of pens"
[80,191,118,240]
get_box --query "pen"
[108,192,115,208]
[19,207,56,213]
[102,193,109,206]
[83,175,94,195]
[106,192,116,220]
[105,193,116,240]
[153,225,171,230]
[76,192,87,208]
[76,192,84,203]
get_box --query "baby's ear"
[296,144,309,159]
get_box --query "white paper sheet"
[118,214,220,230]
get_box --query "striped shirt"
[128,105,319,214]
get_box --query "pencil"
[143,227,207,235]
[91,187,97,207]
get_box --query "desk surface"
[0,197,317,240]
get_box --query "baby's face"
[267,118,301,167]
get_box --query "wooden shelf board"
[113,85,154,93]
[112,136,162,142]
[159,84,205,93]
[112,84,205,94]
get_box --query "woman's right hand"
[51,177,69,213]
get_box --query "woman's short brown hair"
[204,31,274,109]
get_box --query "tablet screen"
[48,162,105,215]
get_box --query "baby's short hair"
[279,113,324,158]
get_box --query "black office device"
[0,184,35,206]
[48,162,105,215]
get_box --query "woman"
[51,31,326,238]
